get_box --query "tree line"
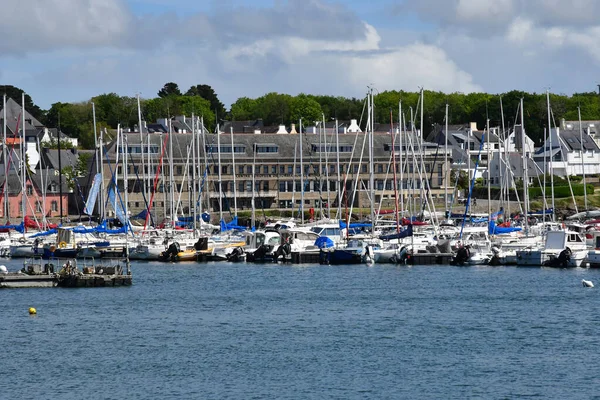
[3,83,600,149]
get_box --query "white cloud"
[0,0,132,53]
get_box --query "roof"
[40,148,79,170]
[497,152,542,179]
[104,131,445,162]
[0,97,44,136]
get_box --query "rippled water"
[2,260,600,399]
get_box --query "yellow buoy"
[28,307,37,315]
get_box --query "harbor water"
[2,260,600,399]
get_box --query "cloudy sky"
[2,0,598,109]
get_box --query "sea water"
[2,260,600,399]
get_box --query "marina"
[2,259,600,399]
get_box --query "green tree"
[45,101,95,148]
[255,92,292,126]
[289,94,323,126]
[230,97,259,121]
[157,82,181,98]
[185,84,226,119]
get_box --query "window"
[246,181,252,192]
[205,145,246,153]
[222,166,228,174]
[263,181,269,191]
[246,166,252,174]
[377,164,383,173]
[279,182,286,192]
[239,166,244,174]
[280,165,285,174]
[239,182,245,192]
[256,145,279,153]
[27,185,33,195]
[35,201,42,213]
[51,201,58,212]
[176,166,183,175]
[272,166,277,174]
[263,166,269,174]
[288,165,293,174]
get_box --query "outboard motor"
[274,242,292,262]
[452,245,471,266]
[159,241,180,262]
[194,237,208,251]
[226,247,245,262]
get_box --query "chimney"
[347,119,362,133]
[290,124,297,134]
[470,122,478,131]
[276,125,288,134]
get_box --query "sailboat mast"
[123,129,130,235]
[546,89,555,221]
[251,144,256,228]
[99,128,106,221]
[216,124,223,221]
[399,101,404,217]
[57,101,63,224]
[299,118,304,224]
[2,94,7,220]
[137,94,146,207]
[390,109,400,234]
[168,121,175,227]
[579,106,588,212]
[335,118,341,221]
[444,103,449,212]
[487,118,491,221]
[230,126,237,217]
[21,94,26,231]
[521,98,529,236]
[191,114,197,233]
[369,88,375,231]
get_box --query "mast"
[169,120,175,227]
[57,104,63,224]
[216,124,223,221]
[579,106,588,213]
[99,128,106,221]
[123,129,130,235]
[444,103,449,212]
[21,93,26,230]
[299,118,304,224]
[521,98,529,236]
[251,144,256,229]
[230,126,237,217]
[92,102,100,220]
[137,94,146,207]
[399,101,404,217]
[2,94,7,220]
[546,89,555,221]
[191,114,196,233]
[390,109,400,233]
[335,118,341,221]
[487,118,491,221]
[322,113,331,219]
[369,88,375,232]
[420,88,425,207]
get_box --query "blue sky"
[2,0,599,110]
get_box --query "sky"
[2,0,599,110]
